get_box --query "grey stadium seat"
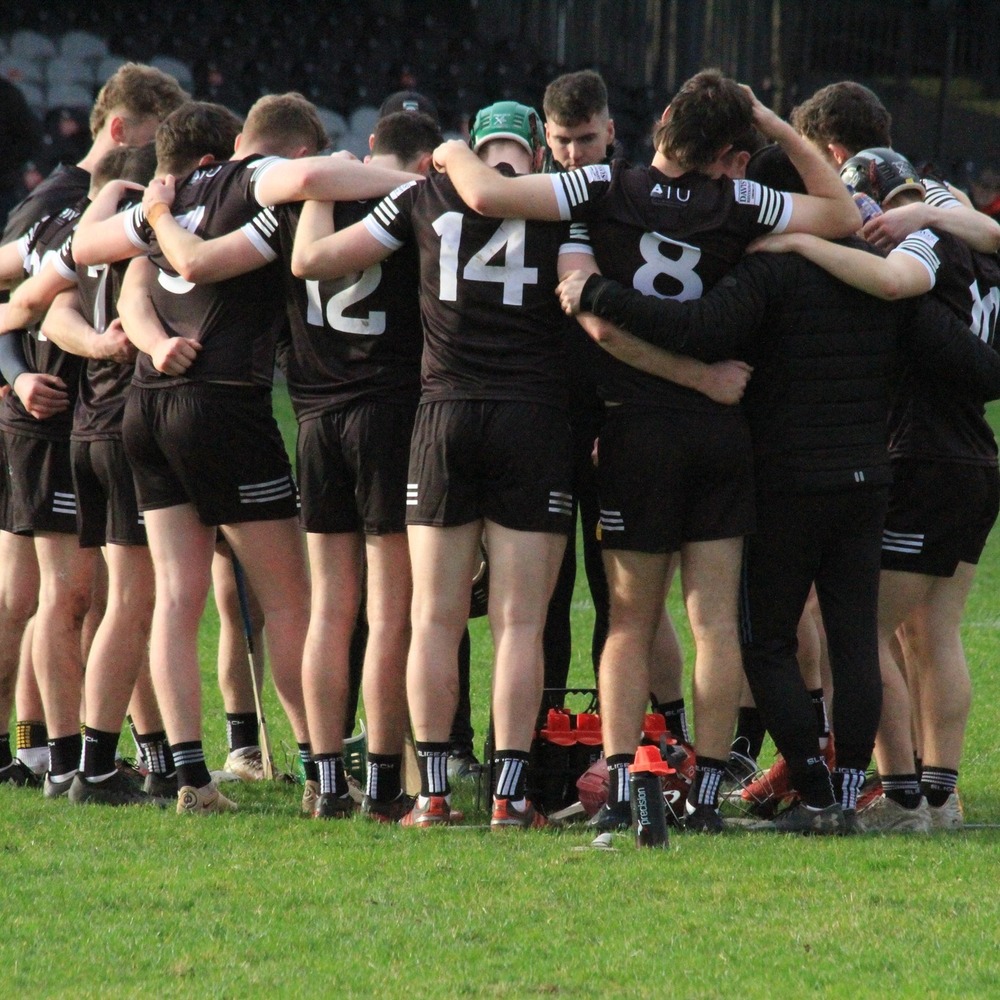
[58,30,109,62]
[46,82,94,110]
[9,29,57,60]
[312,106,348,146]
[14,80,46,116]
[96,55,128,83]
[0,55,45,86]
[349,105,380,138]
[46,56,96,89]
[150,55,193,92]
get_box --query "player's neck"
[650,150,686,178]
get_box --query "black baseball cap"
[378,90,439,124]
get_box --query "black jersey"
[551,160,793,410]
[363,167,578,406]
[888,228,1000,465]
[0,198,86,441]
[278,200,422,422]
[124,155,284,389]
[1,164,89,246]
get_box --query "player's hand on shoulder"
[702,359,753,406]
[142,175,176,215]
[12,372,69,420]
[432,139,470,173]
[861,207,920,251]
[151,336,201,376]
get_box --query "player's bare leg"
[299,530,363,755]
[0,533,40,770]
[144,504,216,746]
[873,570,930,776]
[212,547,268,778]
[906,564,975,774]
[681,536,744,762]
[486,522,565,753]
[598,550,671,757]
[406,522,481,743]
[83,544,155,733]
[362,532,412,756]
[223,518,311,746]
[32,534,96,786]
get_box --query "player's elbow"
[72,236,101,267]
[291,249,320,280]
[462,188,500,217]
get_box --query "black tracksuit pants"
[739,486,887,779]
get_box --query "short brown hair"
[372,111,442,163]
[790,82,892,156]
[652,69,755,171]
[543,70,609,126]
[91,146,134,190]
[89,62,189,139]
[155,101,243,176]
[242,92,327,157]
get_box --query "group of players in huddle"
[1,56,998,835]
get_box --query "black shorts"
[123,383,298,527]
[407,399,573,533]
[297,400,416,535]
[2,430,78,535]
[597,406,755,553]
[881,458,1000,576]
[72,438,146,548]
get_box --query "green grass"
[3,389,1000,997]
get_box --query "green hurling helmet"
[469,101,546,156]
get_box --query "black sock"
[653,698,690,744]
[689,756,728,810]
[298,743,318,783]
[16,720,47,751]
[135,730,175,776]
[920,766,958,807]
[914,754,923,781]
[493,749,530,801]
[226,713,259,753]
[415,741,451,797]
[833,768,866,812]
[0,735,12,770]
[82,727,120,779]
[606,753,633,805]
[882,773,922,809]
[366,753,402,801]
[791,754,835,809]
[315,753,348,797]
[48,733,82,780]
[172,741,212,789]
[808,689,830,741]
[733,707,766,761]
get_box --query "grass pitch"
[2,391,1000,997]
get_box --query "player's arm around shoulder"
[253,153,422,207]
[73,180,146,266]
[433,140,562,219]
[291,198,391,281]
[746,88,860,239]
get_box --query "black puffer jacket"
[579,242,1000,493]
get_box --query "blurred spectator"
[971,160,1000,222]
[193,58,251,115]
[37,107,91,175]
[0,78,43,236]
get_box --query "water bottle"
[628,744,672,848]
